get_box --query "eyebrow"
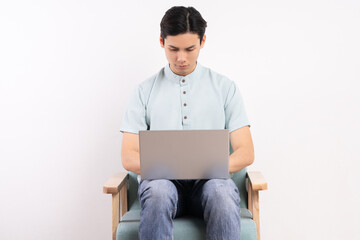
[168,45,196,50]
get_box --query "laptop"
[139,129,230,180]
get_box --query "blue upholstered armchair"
[103,169,267,240]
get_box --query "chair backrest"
[229,138,249,208]
[231,168,248,209]
[127,171,141,210]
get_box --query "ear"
[160,36,165,48]
[200,34,206,49]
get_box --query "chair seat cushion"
[117,209,256,240]
[121,209,253,221]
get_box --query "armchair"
[103,169,267,240]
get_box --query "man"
[120,6,254,240]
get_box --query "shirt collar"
[164,62,202,84]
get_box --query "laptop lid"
[139,129,229,180]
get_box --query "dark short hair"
[160,6,207,43]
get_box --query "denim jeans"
[138,179,241,240]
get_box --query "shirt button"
[184,116,187,119]
[184,103,187,107]
[182,79,185,83]
[183,91,186,94]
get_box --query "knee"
[202,179,241,209]
[139,180,178,209]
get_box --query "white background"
[1,0,359,239]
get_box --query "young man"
[120,6,254,240]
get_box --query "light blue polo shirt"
[120,63,250,134]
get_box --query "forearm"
[121,150,141,175]
[229,146,254,173]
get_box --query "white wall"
[1,0,359,239]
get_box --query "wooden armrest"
[247,171,268,191]
[103,172,129,194]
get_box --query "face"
[160,33,206,76]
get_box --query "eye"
[169,48,178,52]
[187,48,195,52]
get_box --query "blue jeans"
[138,179,241,240]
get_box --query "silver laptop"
[139,129,230,180]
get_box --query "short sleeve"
[120,85,149,134]
[224,82,250,133]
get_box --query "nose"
[177,51,186,62]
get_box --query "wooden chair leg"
[252,189,260,240]
[248,181,261,240]
[112,192,119,240]
[111,183,128,240]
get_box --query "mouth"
[177,65,189,69]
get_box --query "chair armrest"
[103,172,129,194]
[247,171,268,191]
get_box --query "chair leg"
[112,192,120,240]
[111,183,128,240]
[248,182,261,240]
[252,190,260,240]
